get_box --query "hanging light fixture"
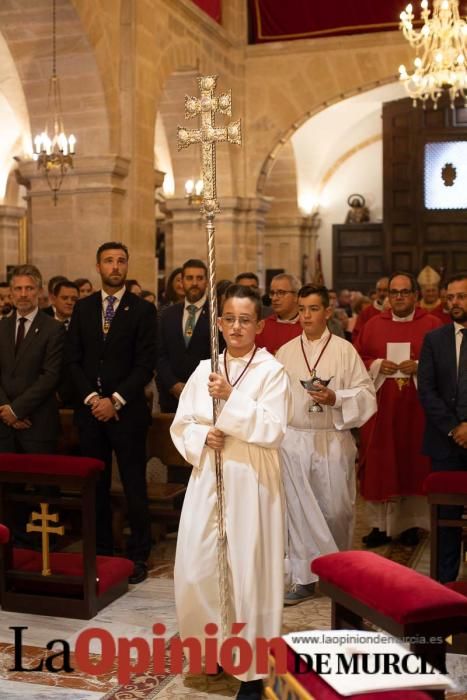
[398,0,467,109]
[184,177,204,205]
[33,0,76,203]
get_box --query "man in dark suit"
[0,265,65,454]
[418,273,467,583]
[156,258,211,413]
[67,242,157,584]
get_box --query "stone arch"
[256,76,398,195]
[0,30,31,206]
[0,0,111,159]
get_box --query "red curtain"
[192,0,221,23]
[249,0,408,43]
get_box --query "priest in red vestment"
[351,276,389,344]
[356,272,442,548]
[256,273,302,355]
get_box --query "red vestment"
[351,304,381,345]
[256,315,301,355]
[357,309,442,501]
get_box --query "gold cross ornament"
[26,502,65,576]
[177,75,241,215]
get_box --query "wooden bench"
[0,453,133,619]
[312,551,467,699]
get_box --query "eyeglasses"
[446,293,467,302]
[221,315,256,327]
[388,289,413,298]
[269,289,296,298]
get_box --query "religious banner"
[249,0,408,43]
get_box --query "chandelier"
[33,0,76,203]
[398,0,467,109]
[184,178,204,205]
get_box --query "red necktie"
[15,317,27,355]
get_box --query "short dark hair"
[48,275,67,295]
[223,284,262,319]
[53,280,80,296]
[388,271,419,293]
[74,277,92,289]
[446,273,467,286]
[165,267,183,303]
[182,259,207,275]
[125,278,141,291]
[96,241,129,262]
[12,265,43,289]
[298,284,330,308]
[235,272,259,285]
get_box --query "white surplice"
[170,347,291,682]
[276,331,377,585]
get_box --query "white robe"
[170,347,291,681]
[276,331,377,585]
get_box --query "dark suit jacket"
[0,310,65,443]
[156,300,212,412]
[67,290,157,427]
[418,323,464,459]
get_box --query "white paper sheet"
[387,342,411,378]
[282,629,454,696]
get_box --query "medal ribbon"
[224,346,259,388]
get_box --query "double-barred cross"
[177,75,241,214]
[26,502,65,576]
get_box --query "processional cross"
[26,502,64,576]
[178,75,241,641]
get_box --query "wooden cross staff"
[177,75,241,642]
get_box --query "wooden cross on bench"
[26,502,64,576]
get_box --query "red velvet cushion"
[311,551,467,624]
[423,471,467,495]
[0,453,104,478]
[445,581,467,597]
[0,524,10,544]
[281,645,433,700]
[12,549,133,595]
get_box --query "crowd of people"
[0,245,465,700]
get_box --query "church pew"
[311,551,467,699]
[0,453,133,619]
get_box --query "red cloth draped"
[191,0,221,23]
[357,309,441,501]
[249,0,406,43]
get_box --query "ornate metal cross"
[177,75,241,643]
[26,502,64,576]
[177,75,241,215]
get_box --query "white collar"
[101,286,125,303]
[301,328,331,346]
[391,309,415,322]
[454,322,466,335]
[225,345,256,364]
[276,313,299,324]
[16,307,39,324]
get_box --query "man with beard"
[418,273,467,582]
[156,258,211,412]
[67,242,157,584]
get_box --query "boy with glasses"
[171,284,291,700]
[356,272,441,548]
[256,273,302,355]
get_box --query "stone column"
[15,156,130,286]
[264,216,306,279]
[0,205,26,278]
[165,196,271,281]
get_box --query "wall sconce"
[185,178,203,205]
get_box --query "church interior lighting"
[32,0,75,204]
[398,0,467,108]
